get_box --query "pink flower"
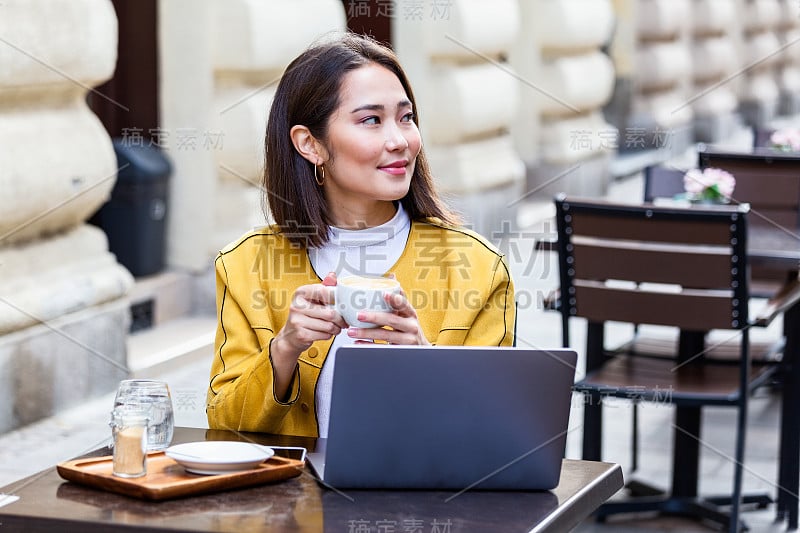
[702,167,736,197]
[683,168,706,195]
[770,128,800,152]
[683,167,736,202]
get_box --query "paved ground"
[0,171,792,531]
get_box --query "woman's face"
[320,63,422,228]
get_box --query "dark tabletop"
[0,427,623,533]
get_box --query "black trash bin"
[91,139,172,277]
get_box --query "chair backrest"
[555,196,749,332]
[698,146,800,229]
[752,126,775,149]
[643,165,684,203]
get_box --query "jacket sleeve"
[206,254,299,433]
[463,254,516,347]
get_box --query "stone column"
[737,0,783,126]
[776,0,800,115]
[0,0,133,431]
[691,0,741,142]
[210,0,346,253]
[158,0,345,311]
[393,0,526,235]
[512,0,616,198]
[606,0,694,158]
[158,0,217,272]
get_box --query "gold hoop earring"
[314,164,325,186]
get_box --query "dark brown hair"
[264,32,460,248]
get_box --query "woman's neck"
[329,200,397,230]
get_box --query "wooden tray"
[57,452,305,501]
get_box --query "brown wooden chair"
[698,146,800,297]
[643,148,800,299]
[642,164,684,205]
[752,126,776,150]
[554,196,783,532]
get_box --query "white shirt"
[308,204,411,437]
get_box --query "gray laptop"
[306,345,577,491]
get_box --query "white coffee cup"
[335,275,401,328]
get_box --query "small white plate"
[165,441,275,475]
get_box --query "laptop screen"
[311,345,577,491]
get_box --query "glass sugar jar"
[109,405,150,478]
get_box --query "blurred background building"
[1,0,799,432]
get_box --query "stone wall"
[776,0,800,115]
[393,0,526,236]
[512,0,616,197]
[608,0,798,145]
[691,0,741,142]
[0,0,133,431]
[606,0,695,153]
[737,0,783,126]
[158,0,346,273]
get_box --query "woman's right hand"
[270,273,346,398]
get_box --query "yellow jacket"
[207,219,516,436]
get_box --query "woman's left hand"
[347,290,430,346]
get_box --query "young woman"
[207,33,515,437]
